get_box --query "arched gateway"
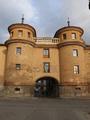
[34,77,59,97]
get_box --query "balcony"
[34,37,60,44]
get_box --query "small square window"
[43,48,49,58]
[16,64,21,70]
[43,62,50,73]
[73,49,78,56]
[72,33,76,39]
[63,34,67,39]
[16,47,21,54]
[14,87,21,93]
[74,65,79,74]
[18,30,23,37]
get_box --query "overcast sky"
[0,0,90,44]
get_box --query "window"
[10,32,13,37]
[15,88,20,91]
[73,49,78,56]
[43,48,49,57]
[74,65,79,74]
[63,34,67,39]
[72,33,76,39]
[28,32,30,38]
[14,87,21,93]
[16,64,21,70]
[16,47,21,54]
[18,30,23,37]
[44,62,50,73]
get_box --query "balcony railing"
[34,37,60,44]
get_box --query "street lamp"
[89,0,90,9]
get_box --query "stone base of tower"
[0,85,5,97]
[0,85,90,98]
[60,85,89,97]
[3,85,35,97]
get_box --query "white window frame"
[73,49,78,57]
[16,47,21,55]
[72,33,76,40]
[43,48,49,57]
[74,65,79,74]
[44,62,50,73]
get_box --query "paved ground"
[0,97,90,120]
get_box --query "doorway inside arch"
[34,77,59,97]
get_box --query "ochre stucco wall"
[59,45,86,85]
[0,46,7,89]
[85,49,90,93]
[0,23,89,97]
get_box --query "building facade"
[0,22,90,97]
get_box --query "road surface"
[0,97,90,120]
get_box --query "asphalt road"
[0,97,90,120]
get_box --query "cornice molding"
[35,44,58,48]
[8,23,36,37]
[85,45,90,50]
[0,44,5,46]
[54,26,84,38]
[5,39,58,48]
[5,39,36,47]
[5,39,87,49]
[58,41,85,48]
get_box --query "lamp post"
[89,0,90,9]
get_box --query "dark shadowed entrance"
[34,77,59,97]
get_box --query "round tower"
[54,25,87,96]
[5,22,36,96]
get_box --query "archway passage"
[34,77,59,97]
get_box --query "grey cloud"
[0,0,37,43]
[31,0,90,44]
[0,0,90,44]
